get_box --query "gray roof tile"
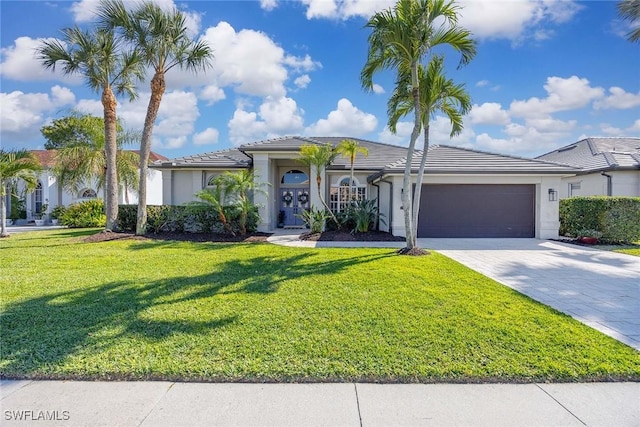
[369,145,578,179]
[536,137,640,171]
[151,148,250,169]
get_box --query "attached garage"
[417,184,535,238]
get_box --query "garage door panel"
[417,184,535,238]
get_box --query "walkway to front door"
[280,188,310,227]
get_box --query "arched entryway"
[279,169,310,227]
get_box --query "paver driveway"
[421,238,640,350]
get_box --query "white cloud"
[0,36,81,83]
[524,117,576,133]
[260,0,278,11]
[306,98,377,136]
[160,136,188,149]
[510,76,605,118]
[69,0,98,22]
[198,22,320,98]
[199,85,226,105]
[193,128,219,145]
[0,86,76,136]
[154,91,200,137]
[593,87,640,110]
[228,96,305,145]
[378,121,413,146]
[372,83,385,94]
[302,0,339,19]
[628,119,640,132]
[469,103,510,125]
[294,74,311,89]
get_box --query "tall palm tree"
[388,56,472,240]
[0,150,41,237]
[361,0,475,251]
[335,139,369,204]
[297,143,339,226]
[98,0,213,235]
[618,0,640,42]
[38,26,143,231]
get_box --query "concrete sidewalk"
[2,380,638,426]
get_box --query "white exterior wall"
[384,174,564,240]
[120,169,164,205]
[562,171,640,198]
[253,154,271,232]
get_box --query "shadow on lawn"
[0,250,387,378]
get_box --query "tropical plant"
[342,199,386,233]
[299,207,331,233]
[361,0,475,251]
[41,114,104,150]
[38,26,143,231]
[49,115,141,207]
[194,184,233,235]
[335,139,368,204]
[50,205,67,220]
[60,199,107,228]
[0,150,42,237]
[98,0,213,235]
[216,170,266,235]
[297,143,340,227]
[618,0,640,43]
[388,55,472,242]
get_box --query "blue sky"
[1,0,638,159]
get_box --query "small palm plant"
[0,150,42,237]
[343,199,386,233]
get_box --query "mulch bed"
[299,229,405,242]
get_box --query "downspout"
[601,171,612,196]
[381,178,393,232]
[371,181,380,230]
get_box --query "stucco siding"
[562,171,640,198]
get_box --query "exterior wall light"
[548,188,558,201]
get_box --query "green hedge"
[559,196,640,243]
[60,199,106,228]
[118,204,259,235]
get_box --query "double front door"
[280,188,310,227]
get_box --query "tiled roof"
[151,148,251,169]
[30,149,169,169]
[536,137,640,171]
[237,136,410,171]
[368,144,579,181]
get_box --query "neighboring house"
[5,150,167,222]
[152,136,578,239]
[537,137,640,198]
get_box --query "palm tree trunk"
[349,157,355,203]
[136,71,166,235]
[1,184,8,237]
[411,124,430,240]
[402,61,421,250]
[315,173,339,227]
[102,86,119,231]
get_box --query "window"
[80,188,97,199]
[34,181,43,214]
[207,175,218,187]
[329,177,366,212]
[569,182,581,197]
[281,170,308,185]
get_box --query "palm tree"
[361,0,475,251]
[388,56,472,241]
[52,117,141,205]
[38,26,143,231]
[217,170,266,235]
[98,0,213,235]
[335,139,369,204]
[0,150,41,237]
[618,0,640,42]
[297,143,339,227]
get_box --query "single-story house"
[4,150,166,223]
[152,136,579,239]
[536,137,640,198]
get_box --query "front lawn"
[1,229,638,382]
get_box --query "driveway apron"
[420,238,640,351]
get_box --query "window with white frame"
[329,177,366,212]
[569,182,581,197]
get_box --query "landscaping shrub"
[341,199,384,233]
[60,199,106,228]
[560,196,640,243]
[117,204,259,235]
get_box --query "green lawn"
[1,229,638,382]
